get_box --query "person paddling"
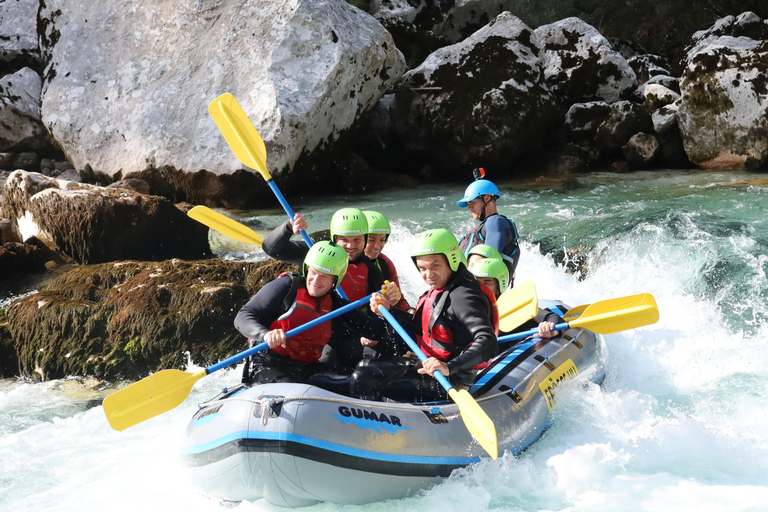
[261,207,402,366]
[457,168,520,288]
[470,257,562,347]
[234,241,394,392]
[362,210,411,311]
[353,229,498,402]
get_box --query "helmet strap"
[479,196,490,222]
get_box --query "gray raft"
[180,300,606,507]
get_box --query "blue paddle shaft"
[497,321,569,343]
[206,293,373,374]
[378,307,454,392]
[266,180,314,248]
[265,179,349,301]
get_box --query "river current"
[2,170,768,511]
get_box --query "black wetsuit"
[500,307,564,350]
[235,274,394,394]
[351,265,498,402]
[262,219,387,366]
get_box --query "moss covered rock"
[1,170,212,264]
[6,258,296,381]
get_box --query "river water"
[3,170,768,511]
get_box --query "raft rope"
[197,331,596,426]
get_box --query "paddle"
[208,93,351,300]
[208,93,313,248]
[496,280,538,333]
[498,292,659,343]
[103,292,374,431]
[376,306,498,459]
[188,205,263,246]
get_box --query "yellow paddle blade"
[570,293,659,334]
[448,388,498,459]
[497,280,538,332]
[562,303,589,323]
[103,369,207,431]
[188,205,263,246]
[208,93,270,179]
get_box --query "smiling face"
[334,234,366,261]
[414,254,452,290]
[305,267,336,297]
[365,234,387,260]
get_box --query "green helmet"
[363,211,391,236]
[303,241,348,289]
[410,229,464,272]
[471,257,509,291]
[330,208,368,239]
[468,244,502,260]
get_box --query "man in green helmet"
[261,207,403,366]
[235,241,394,391]
[354,229,499,402]
[470,257,562,347]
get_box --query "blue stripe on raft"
[181,430,484,465]
[470,340,537,392]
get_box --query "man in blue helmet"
[457,168,520,288]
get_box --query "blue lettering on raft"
[334,406,411,435]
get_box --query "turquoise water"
[3,170,768,511]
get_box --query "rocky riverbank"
[1,1,766,381]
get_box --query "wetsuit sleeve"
[505,308,564,335]
[445,286,498,374]
[234,276,294,342]
[482,215,511,254]
[365,258,386,294]
[261,219,309,266]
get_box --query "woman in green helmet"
[355,229,499,402]
[362,211,411,311]
[470,258,562,347]
[235,241,394,391]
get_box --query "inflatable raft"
[180,299,606,507]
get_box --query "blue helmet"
[457,179,500,207]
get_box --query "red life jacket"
[340,260,369,302]
[269,287,333,363]
[416,282,499,369]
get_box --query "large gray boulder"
[390,12,557,176]
[0,0,40,65]
[1,170,211,264]
[534,17,637,107]
[677,12,768,169]
[0,68,49,151]
[38,0,405,181]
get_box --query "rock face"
[677,12,768,169]
[390,12,557,177]
[6,258,295,380]
[534,17,637,106]
[1,170,212,264]
[0,0,40,66]
[38,0,405,182]
[0,68,49,151]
